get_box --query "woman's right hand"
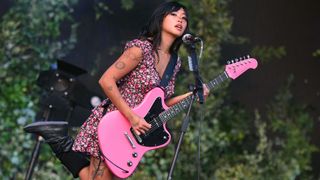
[129,113,152,136]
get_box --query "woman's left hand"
[203,84,210,100]
[197,84,210,102]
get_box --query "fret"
[213,78,219,87]
[208,81,213,89]
[175,106,180,114]
[159,113,164,122]
[216,76,221,84]
[176,101,183,111]
[207,72,229,90]
[219,74,224,82]
[164,112,169,120]
[166,111,171,120]
[154,117,160,127]
[223,71,229,79]
[168,110,174,119]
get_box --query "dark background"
[227,0,320,176]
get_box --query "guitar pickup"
[130,128,143,144]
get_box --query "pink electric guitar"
[97,57,258,178]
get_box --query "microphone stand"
[167,43,204,180]
[25,105,52,180]
[187,42,204,104]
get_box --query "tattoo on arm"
[107,85,113,91]
[115,61,125,69]
[91,159,105,179]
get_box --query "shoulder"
[120,39,153,64]
[124,39,153,62]
[124,39,153,52]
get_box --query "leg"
[24,121,90,178]
[78,166,90,180]
[87,156,113,180]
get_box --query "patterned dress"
[72,39,181,158]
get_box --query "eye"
[170,12,177,16]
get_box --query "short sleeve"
[124,39,152,58]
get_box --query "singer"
[23,1,209,179]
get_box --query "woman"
[25,2,209,179]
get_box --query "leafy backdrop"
[0,0,316,179]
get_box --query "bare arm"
[99,46,151,135]
[165,92,193,107]
[165,84,210,107]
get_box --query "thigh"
[89,156,113,180]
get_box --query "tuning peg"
[227,60,231,64]
[231,60,235,64]
[246,55,250,59]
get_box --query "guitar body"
[97,87,171,178]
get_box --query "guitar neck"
[151,57,258,127]
[158,71,229,123]
[206,71,229,90]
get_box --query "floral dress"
[72,39,181,158]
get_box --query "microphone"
[182,33,201,45]
[183,34,200,71]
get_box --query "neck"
[159,32,176,54]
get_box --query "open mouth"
[175,24,183,31]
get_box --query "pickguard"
[131,97,170,147]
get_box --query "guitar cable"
[98,149,129,173]
[92,155,102,178]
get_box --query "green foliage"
[94,0,135,20]
[214,77,316,180]
[0,0,77,179]
[251,45,287,63]
[94,2,112,20]
[312,49,320,57]
[121,0,135,10]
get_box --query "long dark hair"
[139,1,189,54]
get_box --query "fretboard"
[146,71,229,135]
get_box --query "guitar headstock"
[225,56,258,79]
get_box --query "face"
[162,8,188,38]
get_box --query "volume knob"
[132,152,138,158]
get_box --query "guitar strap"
[159,52,178,88]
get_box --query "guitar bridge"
[124,132,136,149]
